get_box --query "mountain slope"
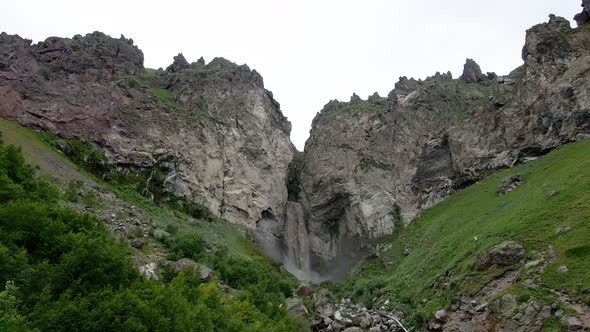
[337,139,590,330]
[284,11,590,281]
[0,119,310,331]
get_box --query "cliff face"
[0,32,294,241]
[285,14,590,281]
[1,8,589,284]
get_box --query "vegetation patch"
[338,139,590,325]
[0,131,308,331]
[151,87,186,112]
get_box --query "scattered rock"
[342,327,363,332]
[334,310,353,325]
[198,265,213,282]
[557,265,569,273]
[428,318,443,330]
[561,316,584,330]
[556,226,572,234]
[539,306,552,319]
[475,303,488,312]
[286,297,309,317]
[496,175,522,195]
[403,247,411,256]
[475,241,525,271]
[497,294,518,318]
[172,258,213,282]
[130,239,144,249]
[548,190,558,197]
[138,262,158,280]
[296,284,314,298]
[435,309,448,322]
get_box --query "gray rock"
[557,265,569,273]
[131,239,144,249]
[360,315,373,328]
[166,53,189,72]
[286,297,309,317]
[403,247,411,256]
[497,294,518,318]
[342,327,363,332]
[172,259,213,281]
[497,175,522,195]
[317,302,336,318]
[475,241,525,271]
[435,309,448,322]
[539,306,552,319]
[334,310,353,325]
[198,265,213,282]
[561,316,584,330]
[460,58,487,83]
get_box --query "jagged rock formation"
[1,6,589,284]
[283,14,590,281]
[0,31,294,241]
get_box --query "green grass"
[339,139,590,320]
[150,87,186,112]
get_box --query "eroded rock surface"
[0,31,294,241]
[284,14,590,281]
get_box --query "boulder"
[296,284,314,298]
[497,175,522,195]
[561,316,584,330]
[131,239,144,249]
[435,309,448,322]
[476,241,525,271]
[286,297,309,317]
[172,258,213,281]
[334,310,353,325]
[497,294,518,318]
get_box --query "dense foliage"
[0,137,307,331]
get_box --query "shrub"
[169,231,206,260]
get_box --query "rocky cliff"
[284,12,590,281]
[1,5,589,284]
[0,31,294,246]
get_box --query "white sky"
[2,0,581,150]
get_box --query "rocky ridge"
[282,11,590,281]
[1,4,590,288]
[0,31,294,252]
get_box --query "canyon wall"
[284,13,590,281]
[0,32,294,244]
[1,7,589,282]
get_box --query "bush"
[0,139,307,331]
[169,231,206,260]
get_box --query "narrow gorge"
[1,4,590,287]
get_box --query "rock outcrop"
[0,31,294,241]
[283,13,590,281]
[1,8,589,284]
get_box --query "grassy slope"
[340,139,590,318]
[0,118,264,260]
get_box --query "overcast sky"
[3,0,581,150]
